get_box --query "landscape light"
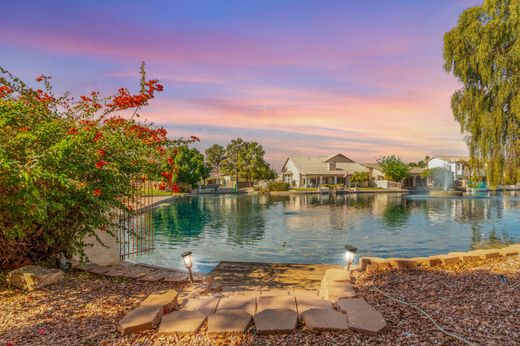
[344,245,357,272]
[181,251,194,282]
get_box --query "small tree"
[350,171,370,187]
[377,156,410,182]
[205,144,225,173]
[163,145,210,191]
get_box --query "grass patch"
[290,188,318,191]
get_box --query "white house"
[281,154,370,187]
[427,156,470,180]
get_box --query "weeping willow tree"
[443,0,520,187]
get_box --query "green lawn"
[290,187,318,191]
[351,187,384,190]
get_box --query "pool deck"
[208,261,343,290]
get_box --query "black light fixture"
[181,251,194,282]
[344,244,357,272]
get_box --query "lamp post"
[181,251,194,282]
[344,245,357,272]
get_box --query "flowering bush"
[0,63,188,269]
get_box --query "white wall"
[428,158,457,179]
[283,159,301,186]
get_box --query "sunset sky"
[1,0,480,169]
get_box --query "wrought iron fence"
[119,179,155,260]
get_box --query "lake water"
[131,192,520,273]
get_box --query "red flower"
[172,183,181,193]
[167,156,175,165]
[158,182,166,190]
[38,327,46,335]
[93,132,103,142]
[92,189,102,197]
[35,89,55,103]
[35,74,49,82]
[161,171,173,181]
[190,136,200,141]
[0,85,13,97]
[7,341,15,346]
[95,160,108,169]
[67,128,78,135]
[80,95,92,102]
[96,149,106,157]
[19,127,30,132]
[156,146,165,155]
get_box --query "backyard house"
[281,154,370,187]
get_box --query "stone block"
[387,258,418,270]
[140,289,178,314]
[448,252,481,263]
[499,247,520,257]
[217,296,257,315]
[183,296,220,316]
[257,295,296,313]
[359,257,379,271]
[157,310,206,335]
[468,249,501,259]
[425,256,443,267]
[296,296,333,314]
[207,309,252,335]
[118,305,162,335]
[337,298,386,335]
[7,265,64,291]
[365,258,390,271]
[163,273,189,283]
[254,309,297,334]
[301,308,349,331]
[139,274,164,282]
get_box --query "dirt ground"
[1,255,519,346]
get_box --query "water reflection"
[133,192,520,273]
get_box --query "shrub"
[0,64,197,269]
[268,182,290,191]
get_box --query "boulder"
[7,265,64,291]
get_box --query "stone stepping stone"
[118,305,162,335]
[163,273,188,283]
[139,273,165,282]
[292,289,318,297]
[260,289,291,296]
[207,309,252,335]
[327,285,357,300]
[254,308,297,334]
[123,272,146,279]
[337,298,386,335]
[296,296,333,315]
[84,264,110,275]
[183,296,220,317]
[105,270,125,277]
[324,268,350,282]
[231,290,261,297]
[157,310,206,335]
[140,289,178,314]
[257,295,296,313]
[301,308,349,332]
[386,258,418,270]
[217,296,257,315]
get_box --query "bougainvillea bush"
[0,64,193,269]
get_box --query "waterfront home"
[281,154,370,187]
[427,156,471,181]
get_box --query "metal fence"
[119,179,155,260]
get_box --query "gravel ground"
[1,256,519,346]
